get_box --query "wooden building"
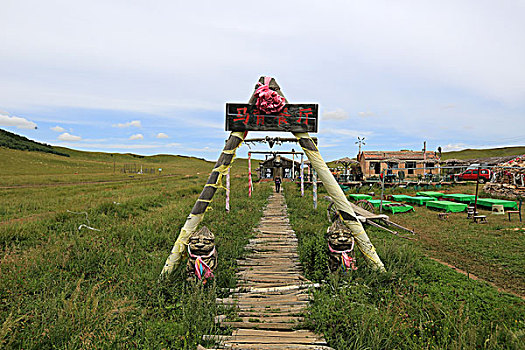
[357,150,440,179]
[258,156,301,180]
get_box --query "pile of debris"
[484,155,525,199]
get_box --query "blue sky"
[1,0,524,161]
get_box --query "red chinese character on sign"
[278,108,290,125]
[233,107,250,125]
[297,108,313,125]
[256,113,265,125]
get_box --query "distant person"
[274,176,282,193]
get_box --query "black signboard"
[225,103,318,133]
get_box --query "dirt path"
[0,174,179,189]
[206,190,333,350]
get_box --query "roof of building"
[261,156,301,167]
[359,150,439,161]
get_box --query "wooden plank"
[220,321,299,330]
[210,191,332,350]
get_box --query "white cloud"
[56,142,183,150]
[156,132,169,139]
[442,143,468,152]
[321,128,372,138]
[129,133,144,140]
[358,111,375,117]
[113,120,142,128]
[50,125,65,132]
[0,113,37,129]
[319,143,340,148]
[323,108,349,120]
[58,132,82,141]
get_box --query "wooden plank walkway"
[202,190,333,350]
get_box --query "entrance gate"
[160,77,385,277]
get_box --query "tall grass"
[1,170,271,349]
[283,182,525,350]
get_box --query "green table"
[416,191,444,198]
[339,185,350,192]
[368,199,392,208]
[384,203,414,214]
[390,194,413,202]
[348,194,372,201]
[441,193,476,203]
[476,198,518,210]
[426,200,468,213]
[405,196,434,205]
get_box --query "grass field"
[0,146,269,349]
[442,146,525,160]
[1,144,524,349]
[283,182,524,349]
[336,183,525,296]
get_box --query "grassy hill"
[442,146,525,160]
[0,128,69,156]
[0,144,257,186]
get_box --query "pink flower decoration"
[254,77,286,114]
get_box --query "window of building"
[406,161,416,175]
[369,162,381,174]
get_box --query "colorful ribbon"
[254,77,286,114]
[328,241,357,271]
[187,245,216,281]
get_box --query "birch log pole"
[265,76,385,271]
[160,131,247,277]
[293,132,385,271]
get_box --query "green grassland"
[0,146,209,186]
[0,146,259,186]
[0,146,268,349]
[283,182,524,349]
[338,183,525,296]
[441,146,525,160]
[0,128,68,157]
[1,142,524,349]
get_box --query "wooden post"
[474,165,480,215]
[380,170,385,214]
[292,153,295,180]
[300,154,304,197]
[226,167,230,212]
[248,152,253,197]
[313,169,317,209]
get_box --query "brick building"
[357,150,440,179]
